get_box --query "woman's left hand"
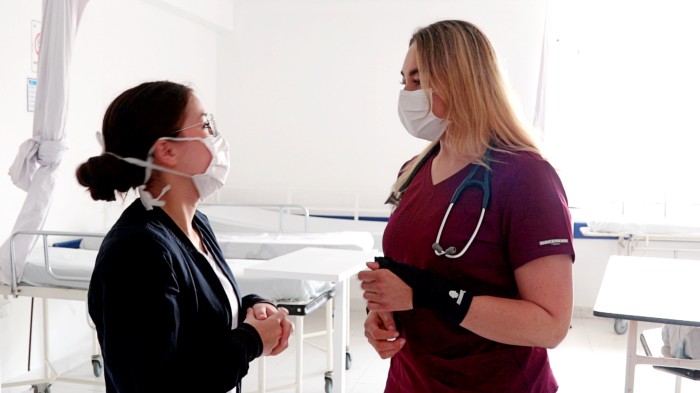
[252,302,278,320]
[251,303,294,355]
[359,261,413,311]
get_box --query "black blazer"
[88,200,268,392]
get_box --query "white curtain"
[532,0,549,143]
[0,0,89,286]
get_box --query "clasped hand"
[244,303,294,356]
[359,261,411,358]
[358,261,413,311]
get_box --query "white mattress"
[14,246,329,302]
[21,246,96,290]
[77,230,375,261]
[227,259,331,301]
[215,231,374,259]
[201,204,387,253]
[587,217,700,236]
[202,205,310,233]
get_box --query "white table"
[245,247,374,393]
[593,255,700,392]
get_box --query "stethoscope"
[386,144,491,259]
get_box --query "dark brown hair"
[76,81,192,201]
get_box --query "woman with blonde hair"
[358,20,574,392]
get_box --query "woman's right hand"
[244,307,290,356]
[364,310,405,359]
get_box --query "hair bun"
[76,154,144,201]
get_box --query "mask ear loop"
[138,184,171,211]
[105,152,191,179]
[105,148,188,211]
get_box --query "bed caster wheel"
[92,354,103,377]
[345,351,352,370]
[614,319,628,335]
[324,376,333,393]
[32,383,51,393]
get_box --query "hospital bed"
[200,203,376,260]
[584,217,700,256]
[581,217,700,334]
[1,227,370,393]
[0,231,105,393]
[75,204,375,262]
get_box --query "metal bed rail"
[9,230,105,297]
[624,234,700,257]
[200,203,310,233]
[579,227,700,255]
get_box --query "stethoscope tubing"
[387,144,492,260]
[433,151,491,258]
[434,206,486,259]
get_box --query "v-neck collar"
[426,153,479,188]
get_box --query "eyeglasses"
[170,113,218,137]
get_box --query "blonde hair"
[393,20,539,193]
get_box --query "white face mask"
[108,134,230,210]
[398,89,448,141]
[187,134,230,202]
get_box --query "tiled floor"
[5,310,700,393]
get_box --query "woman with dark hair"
[358,20,574,392]
[77,81,292,393]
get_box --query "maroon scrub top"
[382,148,575,393]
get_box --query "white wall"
[216,0,547,216]
[0,0,221,385]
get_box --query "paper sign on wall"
[27,78,37,112]
[31,20,41,73]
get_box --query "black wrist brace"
[375,256,473,325]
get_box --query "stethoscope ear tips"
[433,243,457,256]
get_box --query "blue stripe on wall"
[309,216,617,241]
[311,214,389,223]
[573,222,618,240]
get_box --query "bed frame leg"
[42,298,50,380]
[295,315,303,393]
[624,320,638,392]
[1,337,3,393]
[258,355,266,393]
[326,297,333,373]
[345,284,351,365]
